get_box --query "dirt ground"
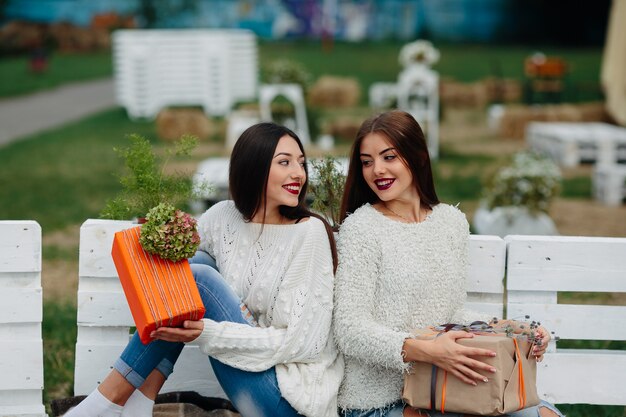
[41,108,626,303]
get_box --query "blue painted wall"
[2,0,609,44]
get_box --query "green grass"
[0,108,157,232]
[42,301,77,406]
[0,41,604,101]
[561,175,593,198]
[0,51,112,97]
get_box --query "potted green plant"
[473,151,561,237]
[100,133,209,221]
[309,156,346,231]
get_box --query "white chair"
[593,163,626,206]
[259,83,310,146]
[396,65,440,159]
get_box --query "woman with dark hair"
[66,122,343,417]
[332,110,561,417]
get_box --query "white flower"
[483,151,561,214]
[399,40,440,68]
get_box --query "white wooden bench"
[74,219,226,399]
[112,29,258,120]
[0,221,46,417]
[526,122,626,167]
[506,235,626,406]
[593,163,626,206]
[70,227,626,408]
[73,221,506,400]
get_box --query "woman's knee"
[538,406,560,417]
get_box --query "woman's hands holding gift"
[532,325,551,362]
[151,320,204,343]
[403,331,497,386]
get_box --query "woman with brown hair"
[66,122,343,417]
[332,110,561,417]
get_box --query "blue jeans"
[114,250,302,417]
[342,400,564,417]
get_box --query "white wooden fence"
[0,221,46,417]
[3,220,626,413]
[506,235,626,406]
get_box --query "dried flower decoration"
[433,316,559,347]
[399,40,440,68]
[139,203,200,262]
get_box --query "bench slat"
[507,302,626,341]
[507,235,626,292]
[538,350,626,405]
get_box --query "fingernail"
[491,352,497,357]
[150,331,156,338]
[472,382,477,386]
[483,377,489,383]
[490,368,497,373]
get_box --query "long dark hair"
[340,110,439,222]
[229,122,338,272]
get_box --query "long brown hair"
[229,122,338,272]
[340,110,439,222]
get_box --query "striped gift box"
[111,226,206,344]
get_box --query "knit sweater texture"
[333,203,480,411]
[190,201,344,417]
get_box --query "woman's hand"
[404,331,497,385]
[532,325,551,362]
[150,320,204,343]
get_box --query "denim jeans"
[114,250,302,417]
[342,400,564,417]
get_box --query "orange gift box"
[111,226,206,344]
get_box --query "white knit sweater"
[190,201,344,417]
[333,203,480,411]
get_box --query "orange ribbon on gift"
[428,323,529,413]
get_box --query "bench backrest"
[506,235,626,406]
[74,220,506,398]
[0,221,46,417]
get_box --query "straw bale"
[498,103,609,140]
[440,80,489,108]
[0,20,46,51]
[156,108,214,142]
[323,117,362,141]
[483,77,523,103]
[308,76,361,108]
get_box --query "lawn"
[0,40,623,416]
[1,40,605,101]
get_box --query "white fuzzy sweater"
[190,201,344,417]
[333,203,479,411]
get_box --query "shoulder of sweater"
[338,204,377,232]
[434,203,469,228]
[198,200,237,226]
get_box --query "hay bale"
[156,109,214,141]
[0,21,46,52]
[323,117,362,141]
[578,102,609,122]
[440,80,489,108]
[483,77,522,103]
[308,76,361,108]
[498,102,610,140]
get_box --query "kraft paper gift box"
[402,328,539,416]
[111,226,206,344]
